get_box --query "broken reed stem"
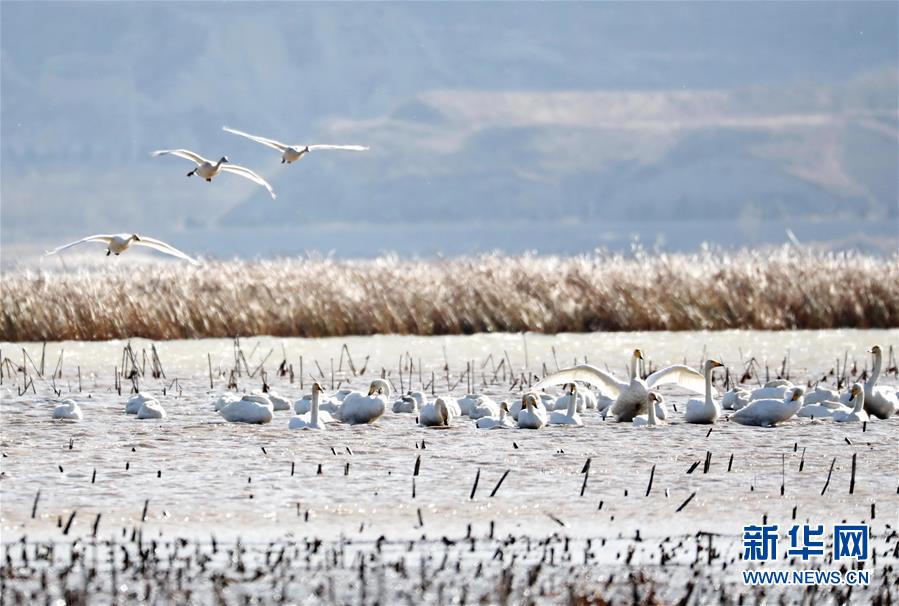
[490,470,510,498]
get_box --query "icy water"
[1,330,897,603]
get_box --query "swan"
[45,233,198,264]
[419,397,456,427]
[797,398,849,419]
[222,126,369,165]
[833,384,868,423]
[252,390,291,411]
[52,400,83,420]
[551,383,594,413]
[392,391,425,414]
[289,382,327,430]
[518,393,548,429]
[137,400,166,419]
[748,386,791,401]
[213,393,241,412]
[126,393,156,414]
[633,393,664,427]
[802,386,840,407]
[476,401,517,429]
[859,345,898,419]
[467,395,500,420]
[721,387,750,411]
[548,385,583,426]
[294,391,341,415]
[456,394,480,416]
[152,149,276,199]
[684,360,724,424]
[510,393,548,421]
[219,395,274,424]
[339,379,390,425]
[731,387,804,427]
[535,349,704,422]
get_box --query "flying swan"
[151,149,276,199]
[223,126,369,165]
[534,349,705,422]
[45,233,198,264]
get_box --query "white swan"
[731,387,804,427]
[721,387,750,411]
[860,345,898,419]
[126,393,156,414]
[684,360,724,424]
[748,386,791,401]
[289,382,327,430]
[45,233,198,264]
[518,393,548,429]
[633,393,664,427]
[137,400,166,419]
[252,390,291,411]
[476,401,517,429]
[467,395,500,420]
[510,393,548,420]
[419,397,456,427]
[833,384,868,423]
[339,379,390,425]
[552,383,594,413]
[52,400,83,420]
[535,349,704,422]
[797,398,849,419]
[802,386,840,406]
[548,385,583,426]
[219,395,274,424]
[392,391,425,414]
[152,149,276,199]
[222,126,369,165]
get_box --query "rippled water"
[2,329,896,544]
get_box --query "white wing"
[45,234,114,256]
[306,144,369,152]
[134,236,199,265]
[220,164,277,199]
[151,149,208,165]
[646,364,706,394]
[533,364,627,399]
[222,127,289,152]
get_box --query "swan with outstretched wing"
[223,126,369,165]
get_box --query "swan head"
[868,345,881,355]
[566,383,577,395]
[499,401,510,413]
[312,382,324,394]
[131,234,141,242]
[368,379,391,397]
[523,393,539,409]
[219,156,230,164]
[648,392,661,404]
[850,384,861,398]
[788,387,804,401]
[706,359,723,371]
[633,349,644,360]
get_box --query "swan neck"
[704,365,714,408]
[852,390,865,414]
[647,397,657,425]
[869,350,882,387]
[311,389,319,426]
[566,394,577,417]
[629,356,638,381]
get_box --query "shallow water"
[1,330,897,601]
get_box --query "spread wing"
[534,364,626,399]
[222,127,289,152]
[134,236,199,265]
[220,164,277,199]
[306,144,369,152]
[45,235,114,256]
[646,364,706,394]
[151,149,207,165]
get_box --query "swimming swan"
[633,393,664,427]
[467,395,500,420]
[833,384,868,423]
[731,387,804,427]
[137,400,166,419]
[535,349,704,422]
[476,402,517,429]
[518,393,548,429]
[53,400,83,420]
[152,149,276,199]
[289,382,327,430]
[45,233,198,264]
[126,393,157,414]
[420,397,456,427]
[219,395,274,424]
[684,360,724,424]
[860,345,897,419]
[340,379,390,425]
[548,384,584,426]
[223,126,369,165]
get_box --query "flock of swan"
[52,345,896,430]
[43,127,369,264]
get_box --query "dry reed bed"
[2,248,898,341]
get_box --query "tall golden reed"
[2,247,897,341]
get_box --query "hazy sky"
[2,2,896,259]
